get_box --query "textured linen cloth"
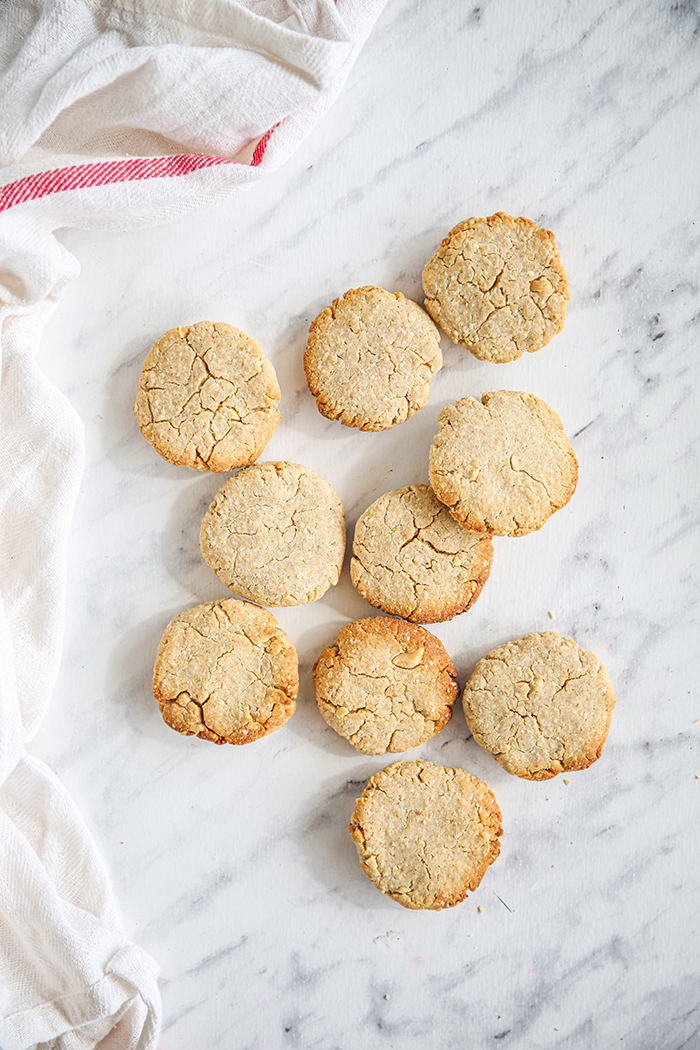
[0,2,387,1047]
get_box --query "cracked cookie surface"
[422,213,569,363]
[153,599,298,745]
[133,321,281,471]
[351,484,493,623]
[313,617,459,755]
[200,461,345,606]
[429,390,578,536]
[462,632,616,780]
[304,286,442,430]
[349,759,502,909]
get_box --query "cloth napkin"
[0,2,387,1047]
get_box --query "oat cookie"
[152,599,298,745]
[351,484,493,623]
[462,631,616,780]
[200,461,345,606]
[133,321,281,471]
[422,213,569,363]
[349,759,502,909]
[429,390,578,536]
[304,286,442,430]
[313,617,459,755]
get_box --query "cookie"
[462,631,616,780]
[348,759,502,910]
[429,390,578,536]
[152,599,298,745]
[351,484,493,623]
[313,617,459,755]
[200,461,345,606]
[422,213,569,363]
[133,321,281,471]
[304,286,442,430]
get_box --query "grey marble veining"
[29,0,700,1046]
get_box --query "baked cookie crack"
[152,599,298,746]
[304,286,441,431]
[422,213,569,363]
[134,321,281,472]
[462,632,615,780]
[313,618,458,756]
[351,485,493,623]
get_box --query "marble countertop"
[30,0,700,1046]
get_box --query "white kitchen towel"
[0,2,387,1047]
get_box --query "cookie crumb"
[564,779,572,785]
[478,906,484,913]
[548,611,555,619]
[384,995,390,1001]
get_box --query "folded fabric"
[0,2,387,1047]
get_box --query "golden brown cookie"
[133,321,281,471]
[313,617,459,755]
[200,461,345,606]
[429,390,578,536]
[348,759,502,909]
[152,599,298,745]
[462,631,616,780]
[351,484,493,623]
[304,286,442,430]
[422,213,569,363]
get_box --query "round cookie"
[133,321,281,471]
[429,390,578,537]
[313,617,459,755]
[348,759,502,910]
[422,213,569,363]
[351,484,493,623]
[152,599,298,745]
[462,632,616,780]
[200,461,345,606]
[304,286,442,431]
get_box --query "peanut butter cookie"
[313,616,459,755]
[349,759,502,909]
[153,599,298,745]
[200,461,345,606]
[422,213,569,363]
[134,321,281,471]
[429,390,578,536]
[462,631,616,780]
[304,286,442,430]
[351,484,493,623]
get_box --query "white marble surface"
[30,0,700,1046]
